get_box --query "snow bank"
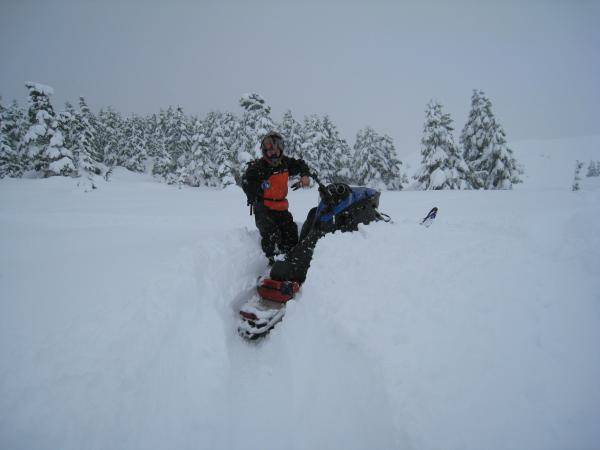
[301,189,600,449]
[512,135,600,190]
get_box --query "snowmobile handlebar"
[290,172,345,208]
[290,171,325,191]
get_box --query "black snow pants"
[270,196,382,283]
[254,203,299,259]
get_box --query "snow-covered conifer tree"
[177,118,210,186]
[586,160,599,177]
[299,115,323,174]
[415,100,470,190]
[96,107,125,169]
[173,106,192,166]
[200,111,224,186]
[319,115,353,184]
[572,160,584,191]
[353,126,406,189]
[0,98,24,177]
[121,117,147,173]
[23,82,75,177]
[460,90,521,189]
[152,108,177,180]
[460,90,496,188]
[210,111,238,187]
[157,106,192,176]
[144,113,159,158]
[482,124,522,189]
[299,114,356,183]
[4,100,27,162]
[279,110,303,159]
[60,101,102,177]
[234,93,274,183]
[78,97,102,163]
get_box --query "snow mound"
[1,141,599,449]
[512,135,600,190]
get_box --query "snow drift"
[1,136,599,450]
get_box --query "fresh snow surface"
[1,137,600,450]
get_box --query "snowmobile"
[237,174,388,340]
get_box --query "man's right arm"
[241,162,262,205]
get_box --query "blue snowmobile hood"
[315,187,379,223]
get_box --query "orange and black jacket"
[242,156,310,211]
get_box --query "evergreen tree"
[319,115,353,184]
[4,101,27,161]
[172,107,194,183]
[78,97,102,163]
[298,114,353,183]
[586,160,599,177]
[200,111,223,186]
[460,89,521,189]
[55,102,77,162]
[61,101,102,176]
[23,82,75,177]
[353,126,406,189]
[482,124,522,189]
[144,113,159,158]
[300,115,328,176]
[121,116,147,173]
[279,110,303,159]
[152,108,177,180]
[234,93,274,183]
[209,111,238,187]
[415,100,470,190]
[0,98,24,177]
[59,102,77,142]
[96,107,125,169]
[460,90,497,188]
[178,118,209,187]
[572,160,584,191]
[167,106,192,167]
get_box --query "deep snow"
[1,137,599,450]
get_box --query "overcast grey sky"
[1,0,599,157]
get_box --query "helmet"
[261,131,284,164]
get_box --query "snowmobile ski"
[420,207,438,227]
[237,277,301,340]
[237,295,287,340]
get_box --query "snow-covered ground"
[1,136,599,450]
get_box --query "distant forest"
[0,83,521,190]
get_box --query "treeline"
[0,83,522,190]
[0,84,406,190]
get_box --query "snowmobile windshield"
[318,183,351,206]
[315,186,379,223]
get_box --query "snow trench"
[193,228,398,450]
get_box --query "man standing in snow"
[242,131,311,265]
